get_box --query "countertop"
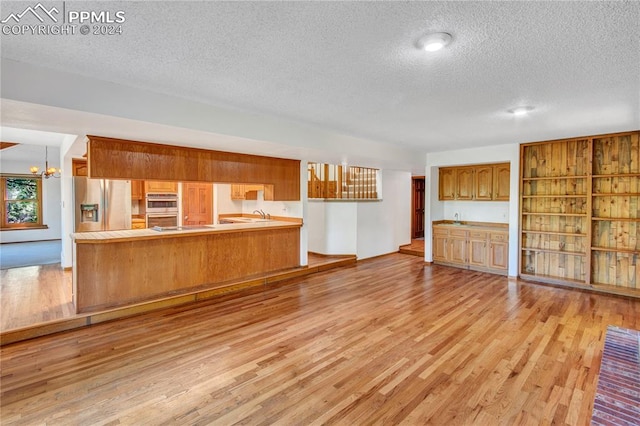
[72,219,302,243]
[432,220,508,232]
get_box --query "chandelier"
[30,146,61,179]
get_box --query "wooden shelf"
[521,131,639,291]
[591,247,640,254]
[591,217,640,222]
[521,212,587,217]
[519,273,587,287]
[521,195,587,198]
[592,173,640,178]
[521,230,587,237]
[521,248,586,256]
[522,175,588,181]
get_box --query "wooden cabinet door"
[474,166,493,200]
[183,182,213,225]
[493,164,510,200]
[448,231,468,264]
[468,231,488,267]
[230,184,246,200]
[145,181,178,193]
[456,168,474,200]
[130,180,143,200]
[432,229,448,262]
[72,159,88,176]
[264,185,275,201]
[438,168,456,200]
[489,233,509,270]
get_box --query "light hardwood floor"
[1,253,639,425]
[0,253,351,332]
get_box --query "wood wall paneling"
[87,136,300,201]
[75,227,300,313]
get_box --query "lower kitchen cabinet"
[488,232,509,270]
[468,230,489,268]
[448,229,468,265]
[432,223,508,275]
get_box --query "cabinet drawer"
[490,232,508,242]
[449,229,468,238]
[469,230,488,239]
[433,227,449,236]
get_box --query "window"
[1,174,45,229]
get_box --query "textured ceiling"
[1,1,639,154]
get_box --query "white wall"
[306,169,412,259]
[0,150,62,244]
[425,143,520,276]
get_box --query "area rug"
[591,325,640,425]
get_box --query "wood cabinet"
[474,166,493,201]
[438,168,456,200]
[231,184,275,201]
[468,230,489,268]
[438,163,510,201]
[489,232,509,270]
[72,159,88,176]
[231,184,246,200]
[493,164,511,201]
[131,180,143,200]
[432,228,449,262]
[448,229,468,264]
[519,130,639,296]
[87,136,300,201]
[432,223,508,275]
[131,220,146,230]
[145,181,178,193]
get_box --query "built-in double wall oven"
[145,193,179,228]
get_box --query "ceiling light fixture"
[30,146,61,179]
[509,106,534,116]
[416,32,452,52]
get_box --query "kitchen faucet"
[454,212,460,223]
[253,209,266,219]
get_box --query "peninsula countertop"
[72,219,302,244]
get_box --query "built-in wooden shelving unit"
[519,131,639,296]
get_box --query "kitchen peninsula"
[72,219,301,313]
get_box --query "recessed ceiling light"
[509,106,534,116]
[416,32,452,52]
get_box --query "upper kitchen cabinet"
[131,180,144,200]
[438,168,456,200]
[493,164,511,201]
[72,159,88,176]
[438,163,510,201]
[145,181,178,193]
[473,166,493,200]
[230,184,275,201]
[230,184,246,200]
[87,136,300,201]
[456,167,474,200]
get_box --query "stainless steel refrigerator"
[74,177,132,232]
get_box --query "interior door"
[412,177,425,239]
[182,182,213,225]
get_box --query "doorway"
[411,176,425,239]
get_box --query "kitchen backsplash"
[443,201,509,223]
